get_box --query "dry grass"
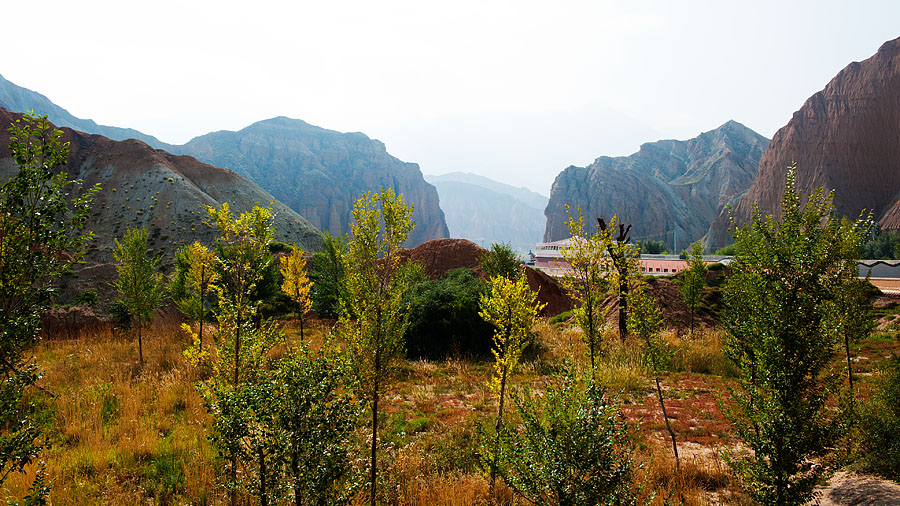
[3,315,221,505]
[13,311,891,505]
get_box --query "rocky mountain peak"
[544,121,768,250]
[707,36,900,248]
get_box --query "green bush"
[403,268,494,359]
[549,309,574,325]
[478,243,522,280]
[309,234,346,318]
[860,355,900,480]
[497,369,636,506]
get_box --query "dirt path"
[814,471,900,505]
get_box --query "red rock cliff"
[708,37,900,248]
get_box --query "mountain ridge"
[0,106,322,268]
[544,120,769,250]
[707,36,900,248]
[0,77,449,247]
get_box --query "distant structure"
[534,239,900,296]
[532,238,729,278]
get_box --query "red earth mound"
[399,238,573,317]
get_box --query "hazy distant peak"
[0,73,172,150]
[425,171,549,209]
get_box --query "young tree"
[558,205,614,373]
[174,241,217,352]
[309,234,347,318]
[498,367,636,506]
[112,227,166,367]
[837,276,874,405]
[185,203,282,506]
[280,245,313,341]
[274,341,358,506]
[337,188,415,506]
[722,167,869,505]
[679,240,707,336]
[479,273,545,494]
[0,112,98,502]
[627,279,679,469]
[479,242,522,280]
[207,203,275,384]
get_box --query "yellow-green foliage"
[479,275,546,400]
[558,205,614,370]
[184,241,218,297]
[337,188,416,503]
[339,189,415,400]
[280,246,313,319]
[177,241,217,359]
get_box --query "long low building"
[532,239,728,277]
[534,240,900,292]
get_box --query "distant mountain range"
[544,120,769,250]
[425,172,548,255]
[0,75,448,247]
[0,106,321,308]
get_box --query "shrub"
[859,355,900,480]
[498,369,636,506]
[722,167,868,505]
[478,242,522,280]
[403,268,494,359]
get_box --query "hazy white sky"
[3,1,898,194]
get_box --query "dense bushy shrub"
[478,243,522,280]
[636,239,669,255]
[497,370,636,506]
[860,355,900,480]
[403,268,494,359]
[309,234,346,318]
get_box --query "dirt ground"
[815,471,900,505]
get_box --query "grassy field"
[3,315,897,505]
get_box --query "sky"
[3,1,899,195]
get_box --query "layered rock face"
[176,117,448,246]
[707,37,900,248]
[0,107,322,267]
[544,121,768,249]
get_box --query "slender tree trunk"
[300,312,305,342]
[199,266,206,352]
[370,383,379,506]
[137,322,144,367]
[259,447,268,506]
[689,305,694,337]
[490,320,512,502]
[587,300,595,373]
[370,342,381,506]
[618,272,628,341]
[234,316,241,385]
[231,308,241,506]
[490,365,509,502]
[230,458,237,506]
[655,375,680,469]
[292,447,302,506]
[199,277,205,353]
[845,334,855,408]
